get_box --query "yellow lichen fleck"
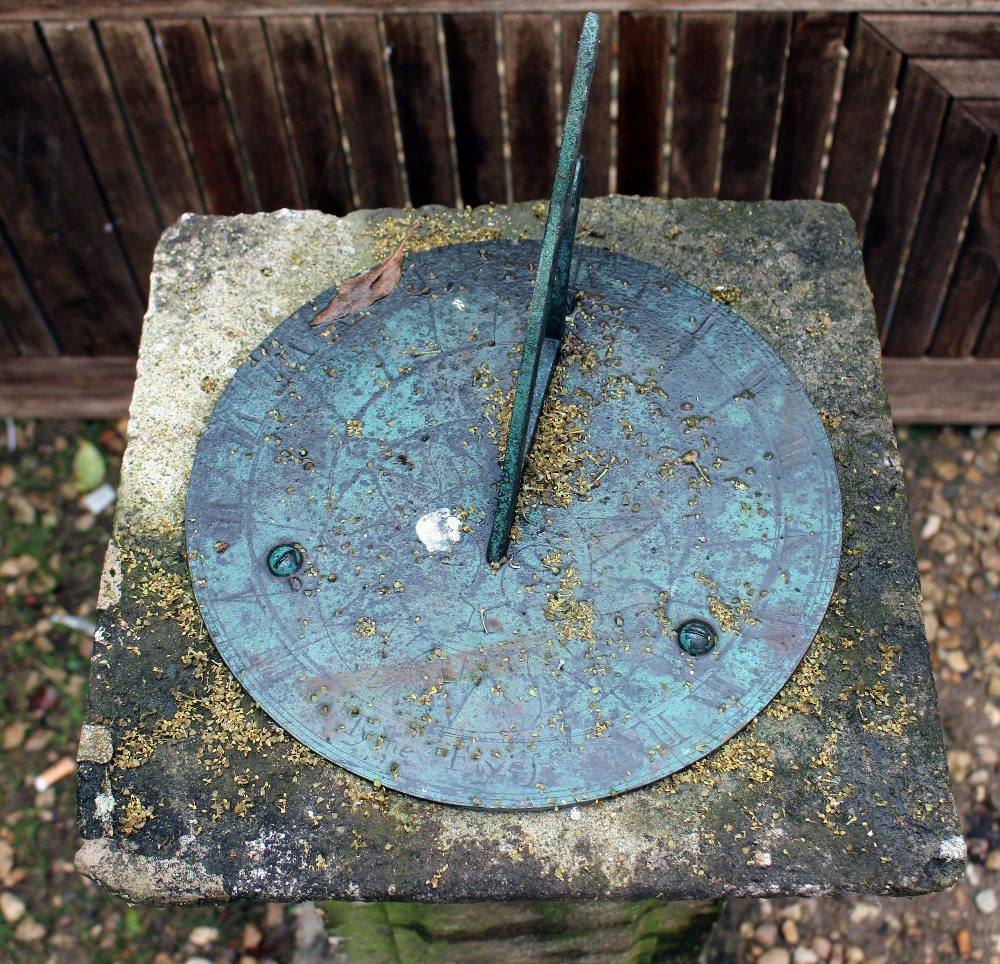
[543,568,597,645]
[120,793,154,835]
[354,617,377,638]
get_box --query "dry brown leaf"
[310,224,418,327]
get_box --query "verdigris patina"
[183,236,842,810]
[77,198,963,909]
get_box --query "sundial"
[184,15,841,810]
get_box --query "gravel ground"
[0,420,996,963]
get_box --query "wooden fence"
[1,4,1000,422]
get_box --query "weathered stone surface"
[77,723,113,764]
[75,838,226,904]
[77,198,963,903]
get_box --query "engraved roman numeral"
[778,430,817,467]
[251,350,290,382]
[280,335,319,361]
[738,365,773,400]
[226,413,260,450]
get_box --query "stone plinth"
[76,198,963,905]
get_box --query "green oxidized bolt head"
[678,619,717,656]
[267,544,304,578]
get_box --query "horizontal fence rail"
[1,9,1000,421]
[4,2,1000,18]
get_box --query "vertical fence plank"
[442,14,505,207]
[211,17,303,211]
[824,20,902,233]
[771,13,849,201]
[669,14,731,199]
[98,19,203,226]
[325,15,405,210]
[719,13,790,201]
[0,321,16,358]
[43,21,162,295]
[0,24,142,354]
[618,12,670,198]
[976,298,1000,356]
[0,222,57,356]
[503,13,557,202]
[155,19,254,215]
[863,64,949,335]
[884,105,990,356]
[267,17,352,215]
[936,104,1000,359]
[561,11,611,197]
[933,149,1000,358]
[385,14,456,208]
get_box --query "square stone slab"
[76,198,963,904]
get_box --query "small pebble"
[781,919,800,945]
[812,936,833,960]
[793,949,819,964]
[756,922,779,948]
[24,730,52,754]
[0,891,26,923]
[15,917,45,943]
[934,460,959,481]
[921,513,942,539]
[0,555,39,579]
[73,512,96,532]
[955,928,972,956]
[941,649,971,674]
[974,888,997,915]
[758,950,792,964]
[0,840,14,881]
[263,902,284,929]
[949,749,974,782]
[7,494,35,525]
[188,926,219,948]
[2,721,26,750]
[242,922,263,950]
